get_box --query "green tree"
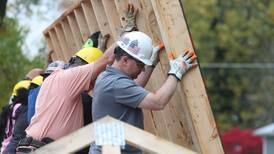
[183,0,274,131]
[0,17,43,109]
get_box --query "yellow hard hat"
[12,80,31,96]
[31,75,44,86]
[75,47,103,64]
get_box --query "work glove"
[83,31,101,48]
[121,3,138,33]
[98,33,110,52]
[168,49,197,80]
[83,38,93,48]
[150,42,165,67]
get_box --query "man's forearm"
[154,75,178,108]
[135,66,155,87]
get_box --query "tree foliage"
[0,0,44,110]
[183,0,274,131]
[0,17,43,110]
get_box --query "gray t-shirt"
[91,65,149,154]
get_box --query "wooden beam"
[81,1,99,33]
[90,0,114,45]
[67,13,83,50]
[48,30,63,60]
[74,7,90,41]
[34,121,95,154]
[35,116,196,154]
[117,116,196,154]
[54,25,70,61]
[44,34,58,60]
[114,0,129,28]
[138,0,199,145]
[101,0,122,40]
[43,0,87,34]
[150,0,224,153]
[61,20,77,56]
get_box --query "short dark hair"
[88,31,100,48]
[114,46,138,61]
[66,56,87,69]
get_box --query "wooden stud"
[54,25,71,61]
[114,0,129,26]
[61,20,78,56]
[74,7,91,41]
[101,0,122,40]
[67,13,84,50]
[140,0,198,149]
[34,118,96,154]
[43,0,88,34]
[44,34,58,60]
[48,30,63,60]
[90,0,114,45]
[81,1,99,33]
[150,0,224,153]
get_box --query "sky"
[7,0,61,59]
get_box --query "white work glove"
[168,49,197,80]
[150,42,165,67]
[121,3,138,34]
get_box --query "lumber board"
[137,0,196,149]
[34,118,95,154]
[43,0,86,34]
[101,0,122,40]
[150,0,224,153]
[48,30,64,60]
[74,7,90,41]
[35,116,196,154]
[60,20,78,57]
[81,1,100,33]
[54,25,70,61]
[90,0,114,45]
[44,34,58,60]
[67,13,83,50]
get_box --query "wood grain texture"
[67,13,83,50]
[81,1,99,33]
[48,30,63,60]
[35,116,196,154]
[61,20,78,56]
[90,0,114,45]
[150,0,224,153]
[74,7,90,41]
[42,0,223,153]
[44,34,58,60]
[54,25,70,61]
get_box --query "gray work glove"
[121,3,138,33]
[168,49,197,80]
[150,42,165,67]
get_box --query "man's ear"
[121,55,129,65]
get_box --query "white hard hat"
[116,31,153,65]
[45,60,65,74]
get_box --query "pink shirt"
[26,63,95,140]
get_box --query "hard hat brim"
[116,42,153,66]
